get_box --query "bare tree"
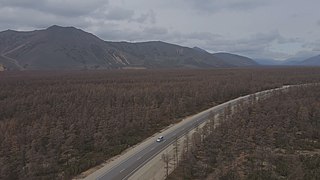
[162,152,171,178]
[173,137,179,168]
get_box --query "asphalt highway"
[85,85,295,180]
[95,107,222,180]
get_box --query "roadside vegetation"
[1,67,320,179]
[168,84,320,180]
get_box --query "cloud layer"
[0,0,319,60]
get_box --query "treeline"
[168,84,320,180]
[1,67,320,179]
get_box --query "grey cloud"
[130,28,295,59]
[111,27,287,59]
[248,31,283,44]
[291,50,319,60]
[0,0,317,60]
[96,26,168,42]
[92,7,156,23]
[248,31,301,46]
[185,32,222,41]
[0,0,144,32]
[0,0,44,9]
[105,7,134,20]
[92,24,144,42]
[0,7,59,29]
[227,0,267,11]
[45,0,108,17]
[226,32,295,57]
[185,0,267,13]
[143,27,168,35]
[0,6,93,30]
[0,0,156,25]
[170,31,289,59]
[0,0,108,17]
[207,40,290,60]
[93,24,173,42]
[304,40,320,52]
[131,10,156,24]
[177,31,297,59]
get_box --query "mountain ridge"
[298,55,320,65]
[0,25,258,70]
[255,54,320,66]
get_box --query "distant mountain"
[193,46,208,53]
[254,58,305,66]
[213,53,258,67]
[254,59,284,65]
[107,41,230,68]
[254,56,318,66]
[0,25,121,70]
[0,25,257,70]
[298,55,320,66]
[283,56,307,65]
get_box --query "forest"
[168,84,320,180]
[1,67,320,179]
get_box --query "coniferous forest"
[169,84,320,180]
[1,67,320,179]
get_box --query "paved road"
[96,107,224,180]
[85,85,292,180]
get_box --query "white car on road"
[156,136,164,142]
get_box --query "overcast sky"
[0,0,319,60]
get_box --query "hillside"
[213,52,258,67]
[0,26,122,70]
[0,26,257,70]
[107,41,230,68]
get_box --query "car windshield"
[157,136,163,141]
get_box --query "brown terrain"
[1,67,320,179]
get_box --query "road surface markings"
[137,156,142,160]
[120,168,126,173]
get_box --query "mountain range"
[297,55,320,65]
[0,25,258,70]
[255,55,320,66]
